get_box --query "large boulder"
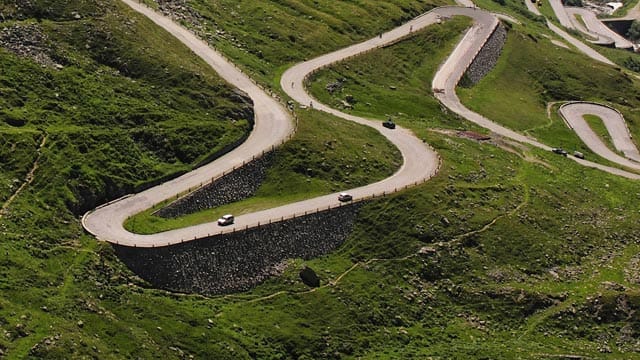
[299,266,320,288]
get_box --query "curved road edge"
[559,102,640,166]
[83,1,447,248]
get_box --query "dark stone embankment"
[155,151,274,218]
[115,203,362,295]
[463,23,507,86]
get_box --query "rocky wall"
[155,151,274,218]
[114,203,362,295]
[463,23,507,85]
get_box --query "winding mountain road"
[615,0,640,20]
[566,6,633,48]
[83,1,640,248]
[548,0,633,49]
[526,0,640,167]
[83,0,295,247]
[524,0,615,64]
[559,103,640,166]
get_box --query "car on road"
[573,151,584,159]
[552,148,568,156]
[383,119,396,129]
[338,192,353,202]
[217,214,234,226]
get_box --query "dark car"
[383,119,396,129]
[338,192,353,202]
[552,148,568,156]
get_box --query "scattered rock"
[345,94,355,104]
[0,24,58,68]
[326,79,345,94]
[601,281,626,292]
[340,100,353,109]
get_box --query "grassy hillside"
[142,0,452,86]
[457,24,640,165]
[0,0,253,216]
[3,0,640,359]
[307,16,640,358]
[0,0,460,358]
[126,108,402,234]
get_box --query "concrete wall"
[114,203,362,295]
[464,24,507,85]
[602,19,632,40]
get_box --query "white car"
[217,214,234,226]
[338,192,353,202]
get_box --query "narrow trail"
[221,189,529,307]
[0,133,47,218]
[455,186,529,243]
[229,254,418,306]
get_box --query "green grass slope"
[143,0,452,86]
[0,0,458,358]
[2,0,640,359]
[0,0,253,215]
[458,25,640,164]
[125,108,402,234]
[307,16,640,358]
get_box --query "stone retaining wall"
[115,203,362,295]
[464,23,507,85]
[155,151,274,218]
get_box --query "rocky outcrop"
[0,24,59,68]
[154,151,273,218]
[154,0,206,29]
[463,23,507,86]
[114,203,362,295]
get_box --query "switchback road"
[83,1,640,248]
[559,103,640,167]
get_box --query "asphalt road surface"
[559,103,640,167]
[565,7,633,48]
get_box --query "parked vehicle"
[552,148,568,156]
[217,214,234,226]
[573,151,584,159]
[338,192,353,202]
[383,119,396,129]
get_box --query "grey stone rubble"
[0,24,59,68]
[154,0,205,30]
[115,203,362,295]
[154,151,274,218]
[152,0,256,54]
[463,23,507,85]
[153,0,220,47]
